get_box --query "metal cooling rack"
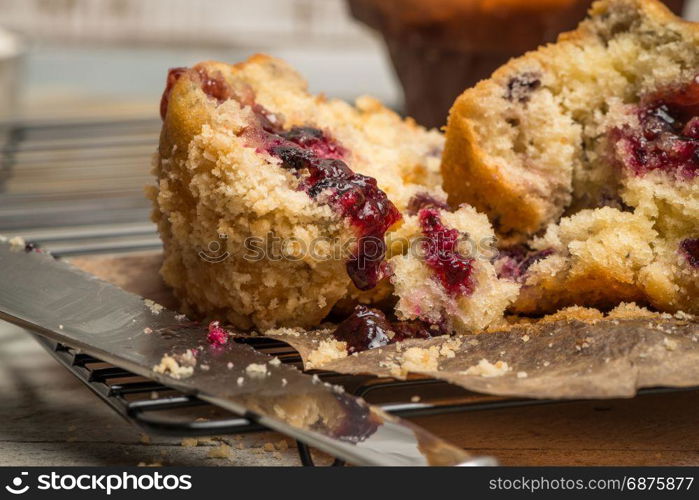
[29,331,699,466]
[3,118,697,465]
[30,332,547,466]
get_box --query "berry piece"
[406,192,450,215]
[612,76,699,180]
[496,246,554,282]
[418,208,476,296]
[206,321,228,346]
[680,238,699,268]
[333,305,441,354]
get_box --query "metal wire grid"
[31,331,699,466]
[30,333,546,466]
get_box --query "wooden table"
[0,323,300,466]
[3,321,698,466]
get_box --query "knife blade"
[0,239,496,466]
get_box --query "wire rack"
[31,333,553,466]
[2,118,694,466]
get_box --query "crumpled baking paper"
[70,252,699,400]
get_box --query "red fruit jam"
[197,69,234,103]
[496,246,554,282]
[160,67,188,120]
[159,66,400,291]
[333,305,441,354]
[280,126,346,159]
[206,321,228,346]
[680,238,699,268]
[612,76,699,180]
[260,127,401,291]
[418,208,476,296]
[159,67,247,120]
[406,192,450,215]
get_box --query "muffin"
[151,55,466,331]
[442,0,697,242]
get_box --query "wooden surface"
[414,392,699,466]
[2,321,699,466]
[0,324,302,466]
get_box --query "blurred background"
[0,0,695,125]
[0,0,397,121]
[0,0,696,241]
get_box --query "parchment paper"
[69,252,699,400]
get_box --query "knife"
[0,239,496,466]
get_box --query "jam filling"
[612,76,699,180]
[23,241,42,253]
[418,208,476,296]
[265,138,400,290]
[160,66,401,291]
[161,66,246,121]
[206,321,229,346]
[330,394,380,443]
[406,192,450,215]
[496,246,554,282]
[333,305,445,354]
[680,238,699,268]
[279,126,346,159]
[238,90,399,290]
[198,69,235,103]
[160,67,188,120]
